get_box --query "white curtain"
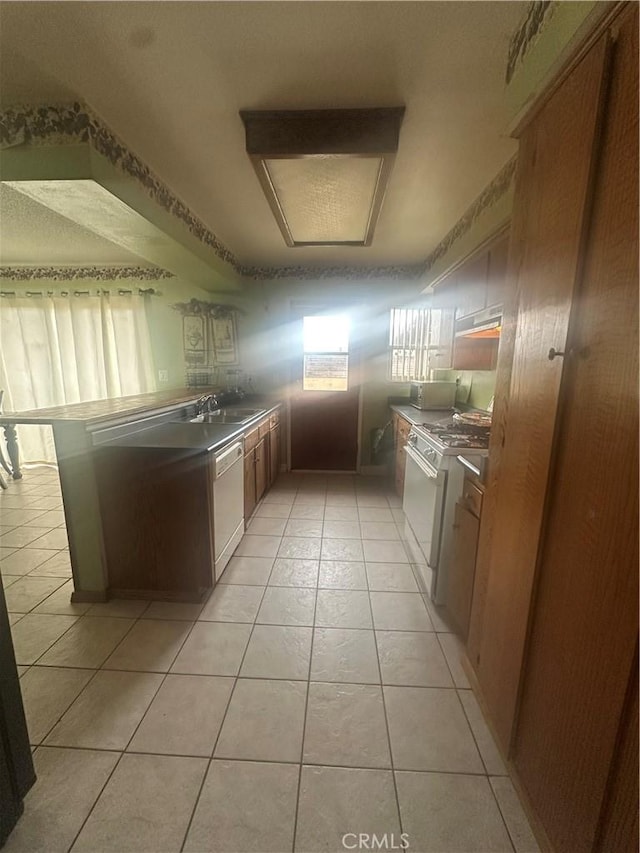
[0,291,157,463]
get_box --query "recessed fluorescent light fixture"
[240,108,405,248]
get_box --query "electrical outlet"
[158,369,169,383]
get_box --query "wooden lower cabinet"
[269,422,281,486]
[95,446,216,602]
[446,478,482,640]
[255,436,267,503]
[244,407,282,523]
[393,413,411,497]
[244,448,257,521]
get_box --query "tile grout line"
[454,687,517,852]
[486,776,521,853]
[291,533,320,853]
[30,743,502,776]
[178,547,279,853]
[366,571,406,840]
[63,596,203,852]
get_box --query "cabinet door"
[472,32,611,750]
[512,10,638,852]
[269,424,280,486]
[486,236,509,309]
[244,451,256,522]
[394,416,411,497]
[455,252,489,319]
[255,437,267,503]
[446,502,479,639]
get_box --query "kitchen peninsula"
[0,390,282,603]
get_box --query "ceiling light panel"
[241,108,405,248]
[264,156,382,244]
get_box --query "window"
[302,314,349,391]
[388,307,454,381]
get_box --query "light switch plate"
[158,369,169,383]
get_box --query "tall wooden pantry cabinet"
[467,5,638,852]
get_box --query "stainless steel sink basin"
[190,407,265,425]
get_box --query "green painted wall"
[506,1,606,129]
[436,367,496,412]
[146,277,249,389]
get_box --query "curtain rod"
[0,288,160,298]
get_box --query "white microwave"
[409,381,457,410]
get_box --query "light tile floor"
[1,467,540,853]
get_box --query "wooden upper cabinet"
[485,236,509,309]
[454,252,489,320]
[435,232,509,321]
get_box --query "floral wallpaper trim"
[421,156,517,274]
[236,263,425,281]
[506,1,559,84]
[0,102,240,272]
[1,102,514,283]
[0,102,89,149]
[0,265,175,281]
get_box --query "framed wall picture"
[211,313,239,364]
[183,314,206,365]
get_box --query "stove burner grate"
[421,420,491,449]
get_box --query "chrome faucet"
[196,394,218,415]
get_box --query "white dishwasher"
[212,440,244,581]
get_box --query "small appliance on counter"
[409,380,457,410]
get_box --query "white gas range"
[401,415,489,604]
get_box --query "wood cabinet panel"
[452,337,499,371]
[512,10,638,851]
[244,449,257,521]
[486,236,509,309]
[446,501,480,640]
[95,447,214,601]
[244,425,260,454]
[455,252,489,319]
[472,33,612,750]
[595,650,639,853]
[393,413,411,497]
[269,423,281,486]
[255,437,267,503]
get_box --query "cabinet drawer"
[244,427,260,453]
[269,411,280,429]
[461,479,483,518]
[259,418,270,439]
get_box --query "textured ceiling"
[0,1,526,271]
[0,183,151,266]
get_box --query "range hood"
[455,304,502,339]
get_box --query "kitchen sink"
[190,407,265,424]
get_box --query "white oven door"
[402,444,446,569]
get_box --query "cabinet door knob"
[548,347,565,361]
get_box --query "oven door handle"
[404,443,439,478]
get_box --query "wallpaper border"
[0,265,175,281]
[2,102,516,283]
